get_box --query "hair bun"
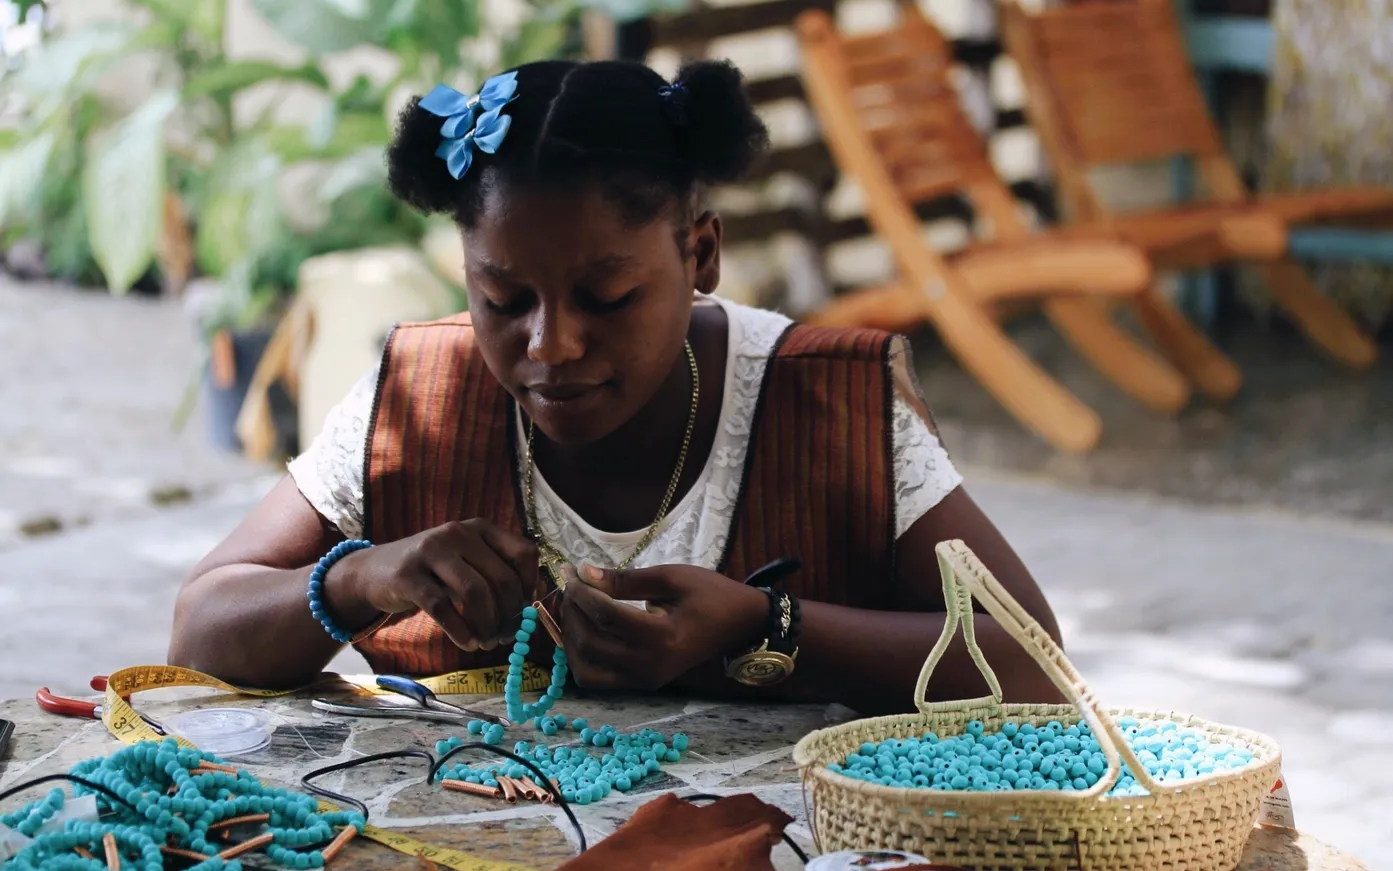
[671,60,770,184]
[386,96,464,216]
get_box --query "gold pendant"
[538,547,569,591]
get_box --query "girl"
[170,58,1061,715]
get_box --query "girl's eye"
[484,294,532,316]
[583,288,637,313]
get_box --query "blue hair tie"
[419,71,519,179]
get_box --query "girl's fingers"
[411,578,478,652]
[429,556,499,643]
[560,598,639,689]
[565,578,665,643]
[476,541,532,628]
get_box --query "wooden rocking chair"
[1001,0,1392,398]
[795,6,1191,454]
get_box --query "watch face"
[733,651,796,687]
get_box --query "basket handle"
[914,539,1165,795]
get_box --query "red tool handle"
[35,687,99,719]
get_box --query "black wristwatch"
[725,558,803,687]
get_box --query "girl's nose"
[527,304,585,366]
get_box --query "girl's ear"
[690,210,722,295]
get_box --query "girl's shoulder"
[712,295,896,365]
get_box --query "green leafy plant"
[0,0,334,306]
[0,0,584,318]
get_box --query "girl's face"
[463,183,721,446]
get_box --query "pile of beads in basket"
[1,739,364,870]
[427,603,692,805]
[828,717,1258,796]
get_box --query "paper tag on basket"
[1258,770,1297,831]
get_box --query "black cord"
[299,749,434,820]
[434,743,587,853]
[299,744,588,854]
[0,774,139,814]
[679,792,811,865]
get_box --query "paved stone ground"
[0,280,270,547]
[2,277,1390,868]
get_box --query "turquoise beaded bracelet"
[307,539,373,644]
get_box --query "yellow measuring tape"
[98,664,547,870]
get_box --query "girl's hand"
[327,519,542,652]
[557,563,769,690]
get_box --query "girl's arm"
[168,477,369,689]
[171,476,545,689]
[781,487,1064,715]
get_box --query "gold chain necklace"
[523,340,699,588]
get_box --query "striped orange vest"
[356,313,901,700]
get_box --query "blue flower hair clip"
[419,71,519,179]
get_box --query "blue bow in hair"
[419,71,519,179]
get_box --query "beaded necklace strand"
[433,605,691,805]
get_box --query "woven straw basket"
[793,540,1281,871]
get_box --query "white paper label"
[0,823,33,861]
[1258,771,1297,831]
[35,794,99,836]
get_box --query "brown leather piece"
[556,793,794,871]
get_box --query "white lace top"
[288,296,962,572]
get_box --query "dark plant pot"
[203,328,272,453]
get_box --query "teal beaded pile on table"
[431,606,692,805]
[1,739,365,870]
[827,716,1258,797]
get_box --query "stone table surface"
[0,685,1370,871]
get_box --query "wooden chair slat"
[1000,0,1380,381]
[793,3,1194,451]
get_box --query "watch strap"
[753,586,800,657]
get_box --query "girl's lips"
[528,383,598,401]
[524,383,610,420]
